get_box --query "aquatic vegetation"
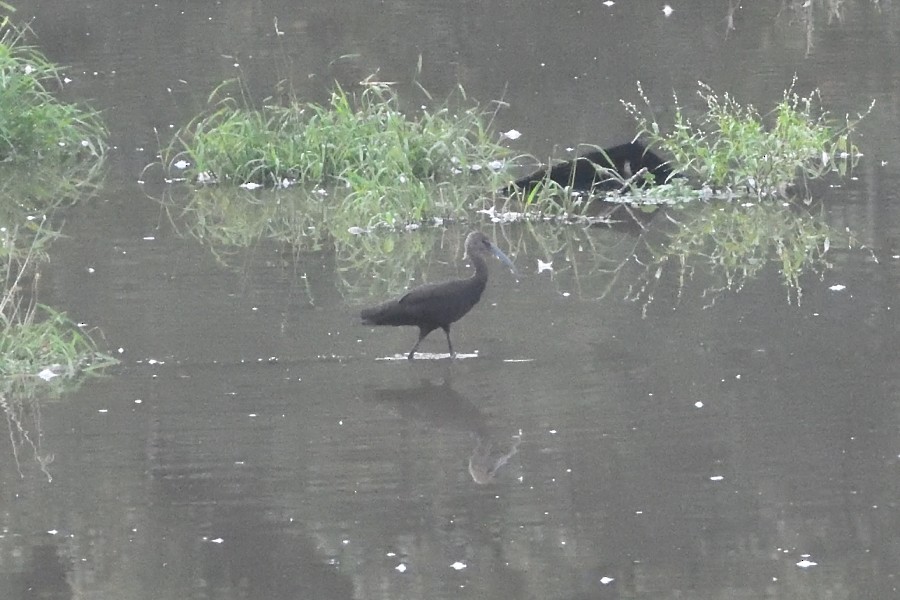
[0,25,107,165]
[1,220,117,382]
[624,79,871,201]
[0,24,115,393]
[157,80,509,227]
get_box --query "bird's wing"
[397,281,449,307]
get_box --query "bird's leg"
[407,328,429,360]
[442,326,456,359]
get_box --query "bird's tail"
[360,300,405,326]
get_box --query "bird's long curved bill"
[489,244,518,277]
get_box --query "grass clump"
[0,25,107,164]
[1,219,116,381]
[160,81,509,226]
[624,79,871,200]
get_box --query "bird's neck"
[469,255,489,284]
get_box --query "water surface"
[2,1,899,599]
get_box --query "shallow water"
[2,1,900,599]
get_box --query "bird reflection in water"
[367,377,522,484]
[468,432,521,485]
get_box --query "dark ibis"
[502,141,676,195]
[361,231,516,360]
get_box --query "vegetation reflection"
[628,201,842,313]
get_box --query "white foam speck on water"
[450,561,466,570]
[829,284,846,291]
[395,563,407,573]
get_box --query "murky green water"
[1,1,898,599]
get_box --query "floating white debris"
[196,171,214,184]
[603,1,614,6]
[710,475,724,481]
[502,129,522,140]
[347,226,367,235]
[240,182,262,190]
[47,529,58,535]
[211,537,224,544]
[87,267,95,273]
[829,284,846,291]
[143,236,155,241]
[488,160,504,171]
[796,559,817,568]
[538,259,553,273]
[600,576,615,585]
[450,561,467,570]
[469,164,482,172]
[395,563,407,573]
[38,368,60,381]
[694,401,703,408]
[662,4,674,16]
[173,159,190,170]
[147,358,164,365]
[405,223,420,231]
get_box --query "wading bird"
[361,231,516,360]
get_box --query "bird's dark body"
[361,232,514,360]
[502,141,675,195]
[361,278,486,331]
